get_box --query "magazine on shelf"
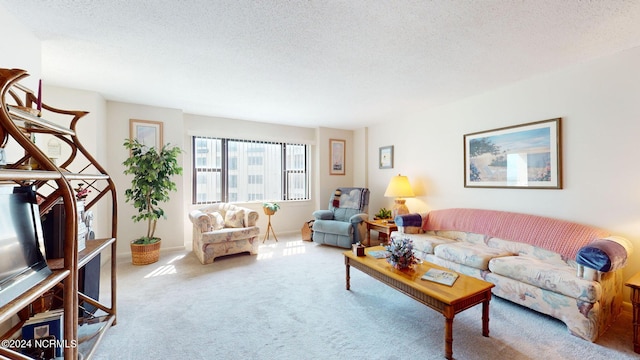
[368,250,390,259]
[21,309,64,358]
[421,268,459,286]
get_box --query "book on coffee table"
[368,250,390,259]
[421,268,459,286]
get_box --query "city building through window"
[193,136,309,204]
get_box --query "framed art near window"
[463,118,562,189]
[130,119,163,150]
[379,145,393,169]
[330,139,345,175]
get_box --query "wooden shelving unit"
[0,68,117,359]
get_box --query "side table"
[365,219,397,247]
[625,272,640,354]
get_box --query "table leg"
[482,294,491,337]
[631,287,640,353]
[345,259,351,290]
[444,313,453,360]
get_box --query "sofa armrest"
[188,210,210,232]
[576,236,631,272]
[395,213,424,234]
[313,210,334,220]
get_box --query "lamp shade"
[384,174,415,198]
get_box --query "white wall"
[106,101,185,255]
[367,46,640,299]
[353,127,368,189]
[315,127,355,209]
[0,3,40,88]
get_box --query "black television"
[0,185,52,308]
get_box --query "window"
[193,137,309,204]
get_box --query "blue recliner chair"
[312,187,370,248]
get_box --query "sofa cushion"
[409,234,457,256]
[206,212,225,231]
[487,237,566,265]
[224,209,245,228]
[489,256,602,302]
[434,242,512,270]
[433,230,487,245]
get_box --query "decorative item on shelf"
[385,236,417,270]
[123,138,183,265]
[384,174,415,219]
[74,183,91,201]
[262,202,279,242]
[37,79,42,117]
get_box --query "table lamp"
[384,174,415,219]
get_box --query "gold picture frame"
[463,118,562,189]
[129,119,163,150]
[329,139,345,175]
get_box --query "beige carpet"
[92,235,636,360]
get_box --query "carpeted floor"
[91,235,636,360]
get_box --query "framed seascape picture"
[379,145,393,169]
[463,118,562,189]
[330,139,345,175]
[130,119,163,150]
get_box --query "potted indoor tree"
[123,138,182,265]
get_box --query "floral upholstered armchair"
[189,203,260,264]
[312,187,370,249]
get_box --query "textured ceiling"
[2,1,640,130]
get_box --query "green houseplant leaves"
[123,138,183,244]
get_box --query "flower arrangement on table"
[385,236,417,270]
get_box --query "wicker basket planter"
[263,207,276,216]
[130,239,161,265]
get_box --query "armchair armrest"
[236,206,259,227]
[188,210,210,232]
[576,236,631,272]
[313,210,334,220]
[349,213,368,224]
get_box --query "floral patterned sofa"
[391,208,633,341]
[189,203,260,264]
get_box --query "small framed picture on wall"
[330,139,345,175]
[379,145,393,169]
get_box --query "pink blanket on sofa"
[423,208,610,259]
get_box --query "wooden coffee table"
[344,246,494,360]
